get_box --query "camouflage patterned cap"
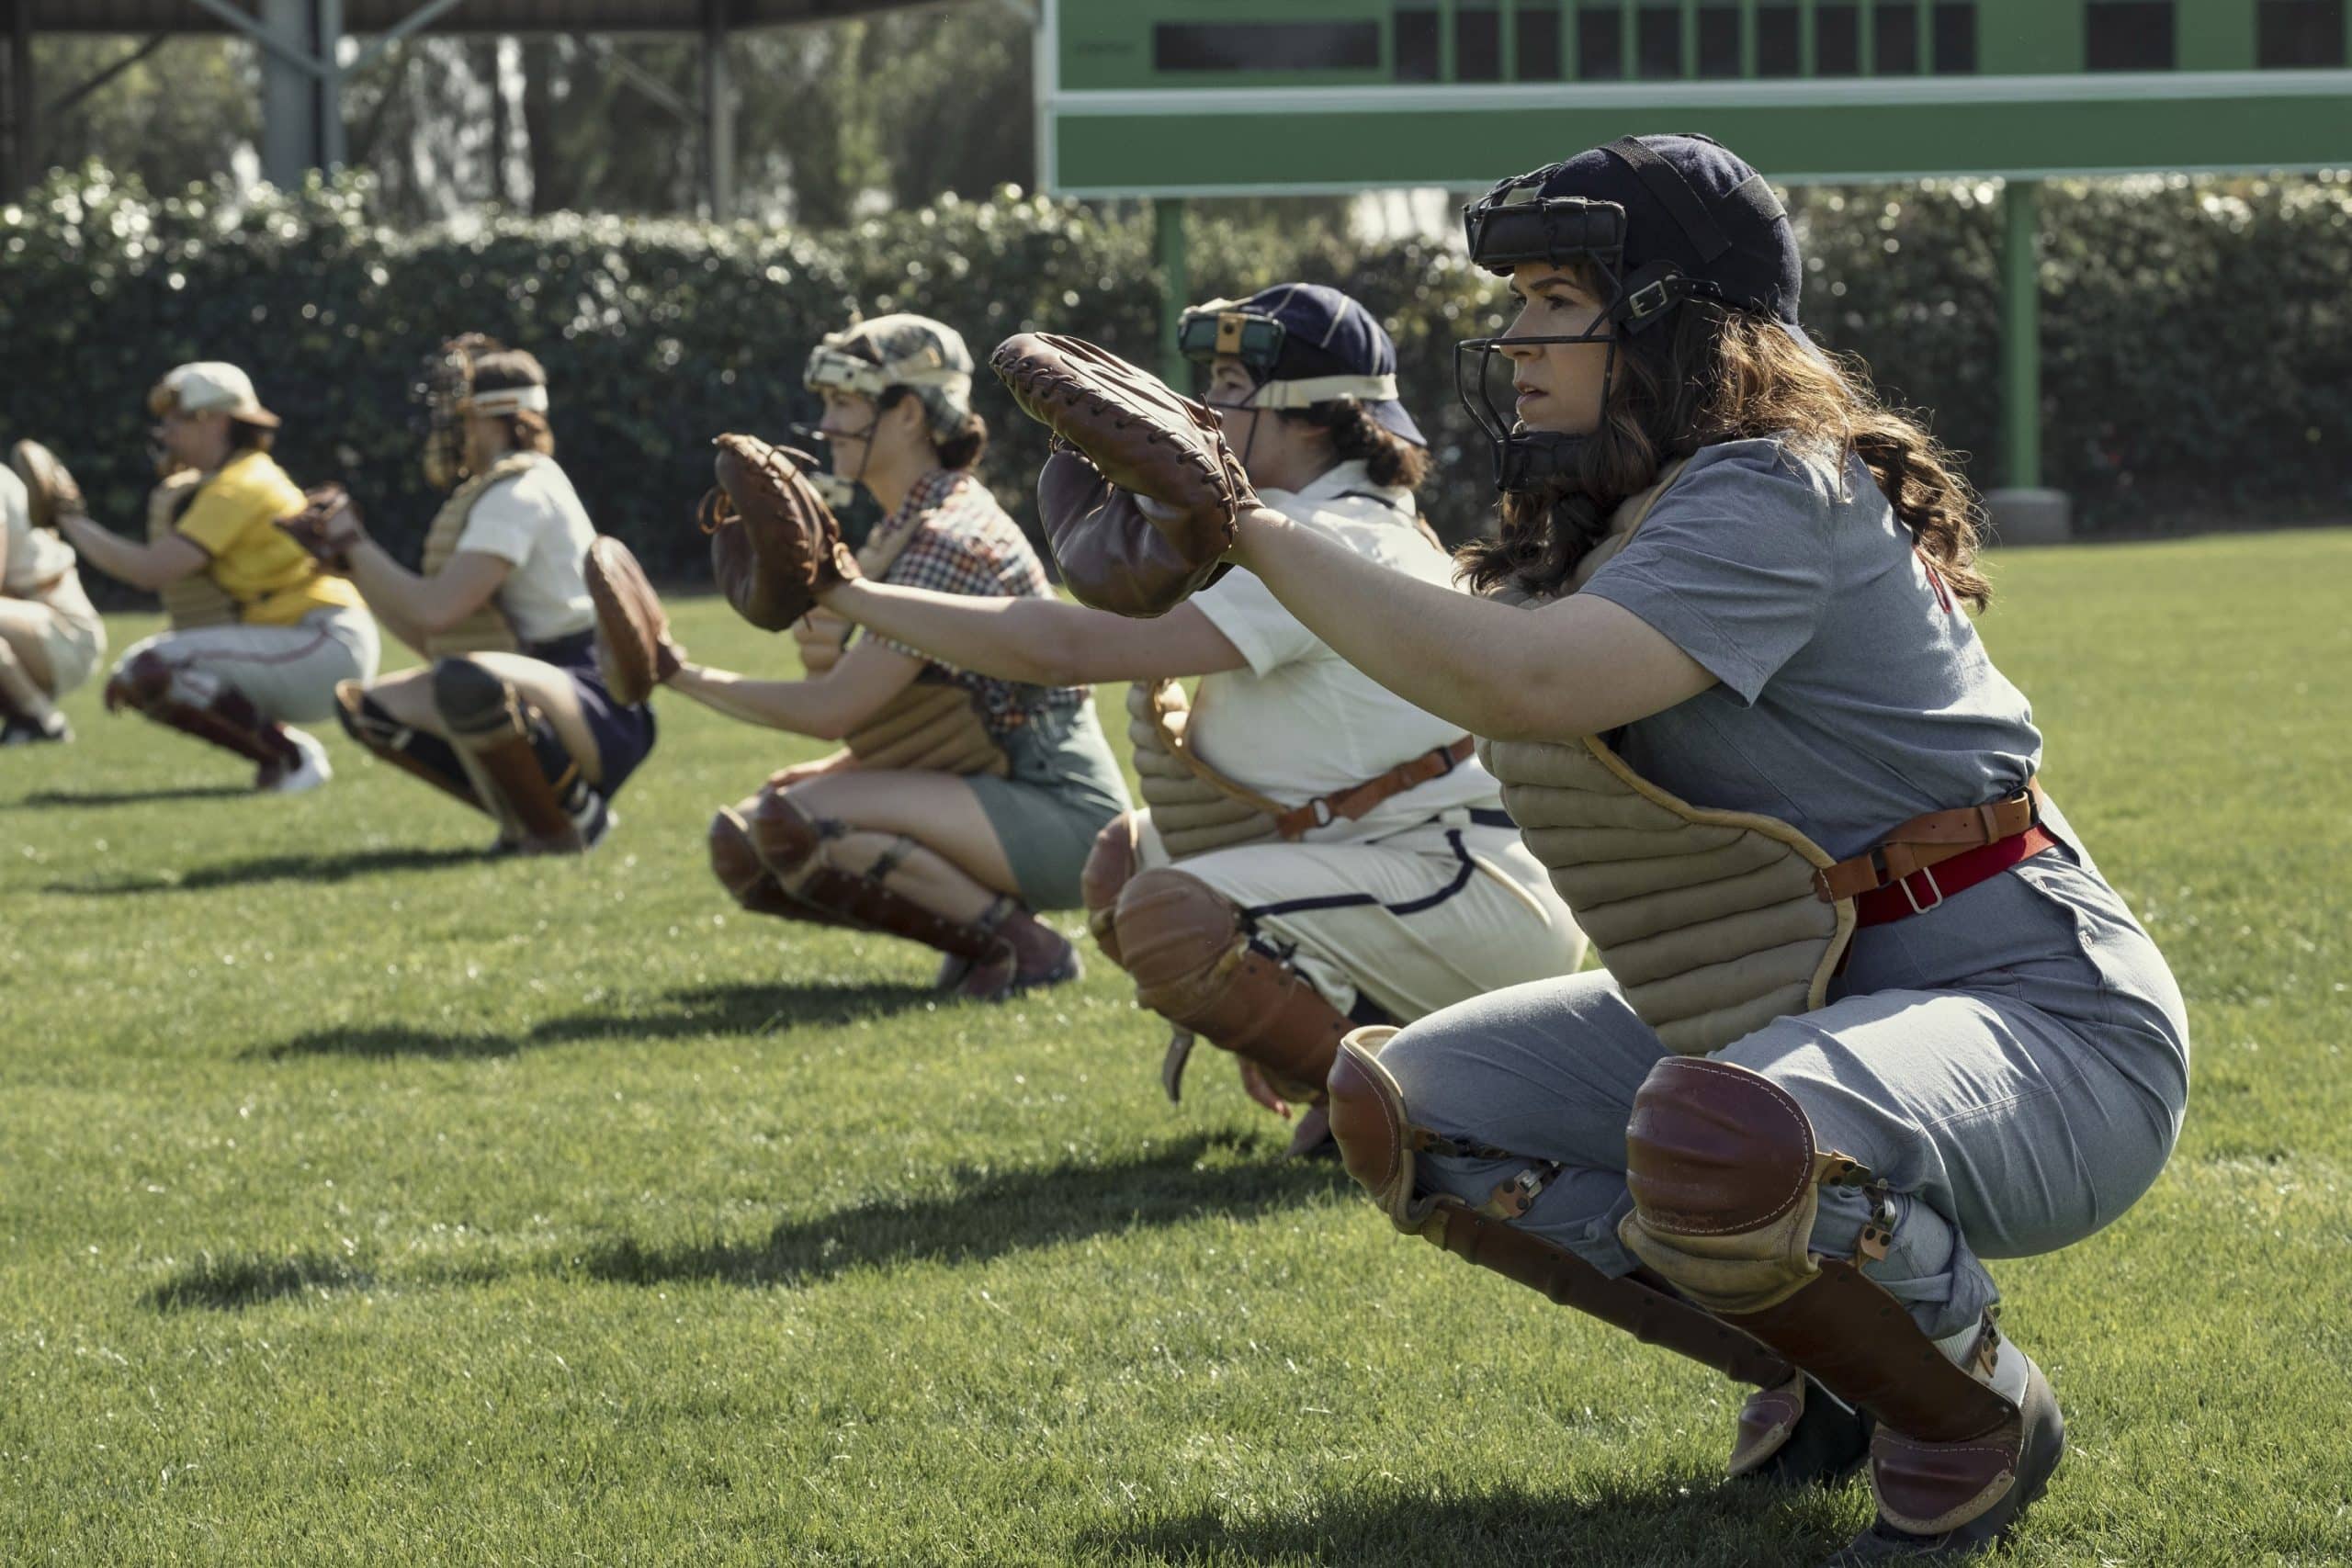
[804,313,975,439]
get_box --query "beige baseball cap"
[149,362,281,428]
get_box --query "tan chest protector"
[1477,462,1856,1055]
[795,493,1009,777]
[148,470,239,630]
[418,453,538,657]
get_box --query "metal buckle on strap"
[1898,864,1945,916]
[1306,797,1335,829]
[1623,278,1673,320]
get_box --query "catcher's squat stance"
[624,316,1128,999]
[281,339,658,853]
[51,364,381,789]
[0,444,106,744]
[992,135,2188,1561]
[824,285,1583,1153]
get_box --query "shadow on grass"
[12,784,251,809]
[1079,1476,1852,1567]
[252,981,941,1060]
[45,844,483,896]
[145,1252,374,1313]
[582,1132,1345,1289]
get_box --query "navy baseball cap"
[1178,282,1428,448]
[1465,133,1804,337]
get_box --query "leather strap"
[1813,781,2044,904]
[1270,736,1476,840]
[1850,826,2057,928]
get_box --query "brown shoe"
[1733,1375,1873,1488]
[1827,1350,2063,1562]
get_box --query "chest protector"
[148,470,239,630]
[1477,462,1856,1055]
[795,487,1009,777]
[419,453,538,657]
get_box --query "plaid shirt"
[865,469,1087,740]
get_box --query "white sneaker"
[259,727,334,794]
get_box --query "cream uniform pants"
[1132,806,1587,1024]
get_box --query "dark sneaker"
[0,713,72,745]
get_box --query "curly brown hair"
[1277,400,1430,491]
[1458,268,1989,609]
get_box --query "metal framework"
[1,0,963,212]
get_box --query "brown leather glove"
[276,483,363,572]
[585,535,683,705]
[10,440,85,529]
[989,333,1254,617]
[702,434,860,632]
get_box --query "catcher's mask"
[1456,133,1804,495]
[417,334,549,491]
[799,316,976,505]
[1178,283,1423,471]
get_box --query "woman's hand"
[765,750,853,792]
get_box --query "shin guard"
[1110,869,1349,1106]
[743,790,1007,963]
[432,658,593,853]
[1621,1056,2036,1535]
[1326,1028,1810,1458]
[108,651,295,771]
[335,681,481,812]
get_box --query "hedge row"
[4,164,2346,604]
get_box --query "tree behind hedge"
[4,164,2346,611]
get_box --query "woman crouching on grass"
[1023,133,2188,1561]
[659,314,1130,1002]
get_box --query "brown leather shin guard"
[1621,1057,2012,1444]
[1112,868,1349,1100]
[435,659,582,852]
[112,652,292,767]
[334,681,483,813]
[1327,1036,1797,1399]
[745,790,1006,962]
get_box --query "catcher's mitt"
[585,535,681,705]
[276,483,360,571]
[10,440,84,530]
[989,333,1255,617]
[701,434,858,632]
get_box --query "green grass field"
[5,530,2349,1566]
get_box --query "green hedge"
[5,164,2347,607]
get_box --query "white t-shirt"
[1186,461,1503,843]
[1,466,77,595]
[453,457,596,645]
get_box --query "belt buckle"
[1307,798,1335,829]
[1899,864,1945,915]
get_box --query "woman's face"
[816,387,877,478]
[1498,262,1613,436]
[153,406,230,471]
[1201,355,1263,446]
[461,411,508,474]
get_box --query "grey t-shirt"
[1581,436,2039,863]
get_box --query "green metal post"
[1156,197,1189,388]
[1999,178,2041,491]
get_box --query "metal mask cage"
[417,334,503,491]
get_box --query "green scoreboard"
[1039,0,2352,194]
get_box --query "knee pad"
[1113,868,1349,1097]
[745,789,828,884]
[1326,1026,1435,1233]
[1111,869,1243,1013]
[1080,813,1145,963]
[1618,1056,1855,1315]
[106,649,175,714]
[430,656,514,737]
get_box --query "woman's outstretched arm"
[666,635,922,740]
[820,579,1247,687]
[1227,505,1712,741]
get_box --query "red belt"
[1849,825,2058,927]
